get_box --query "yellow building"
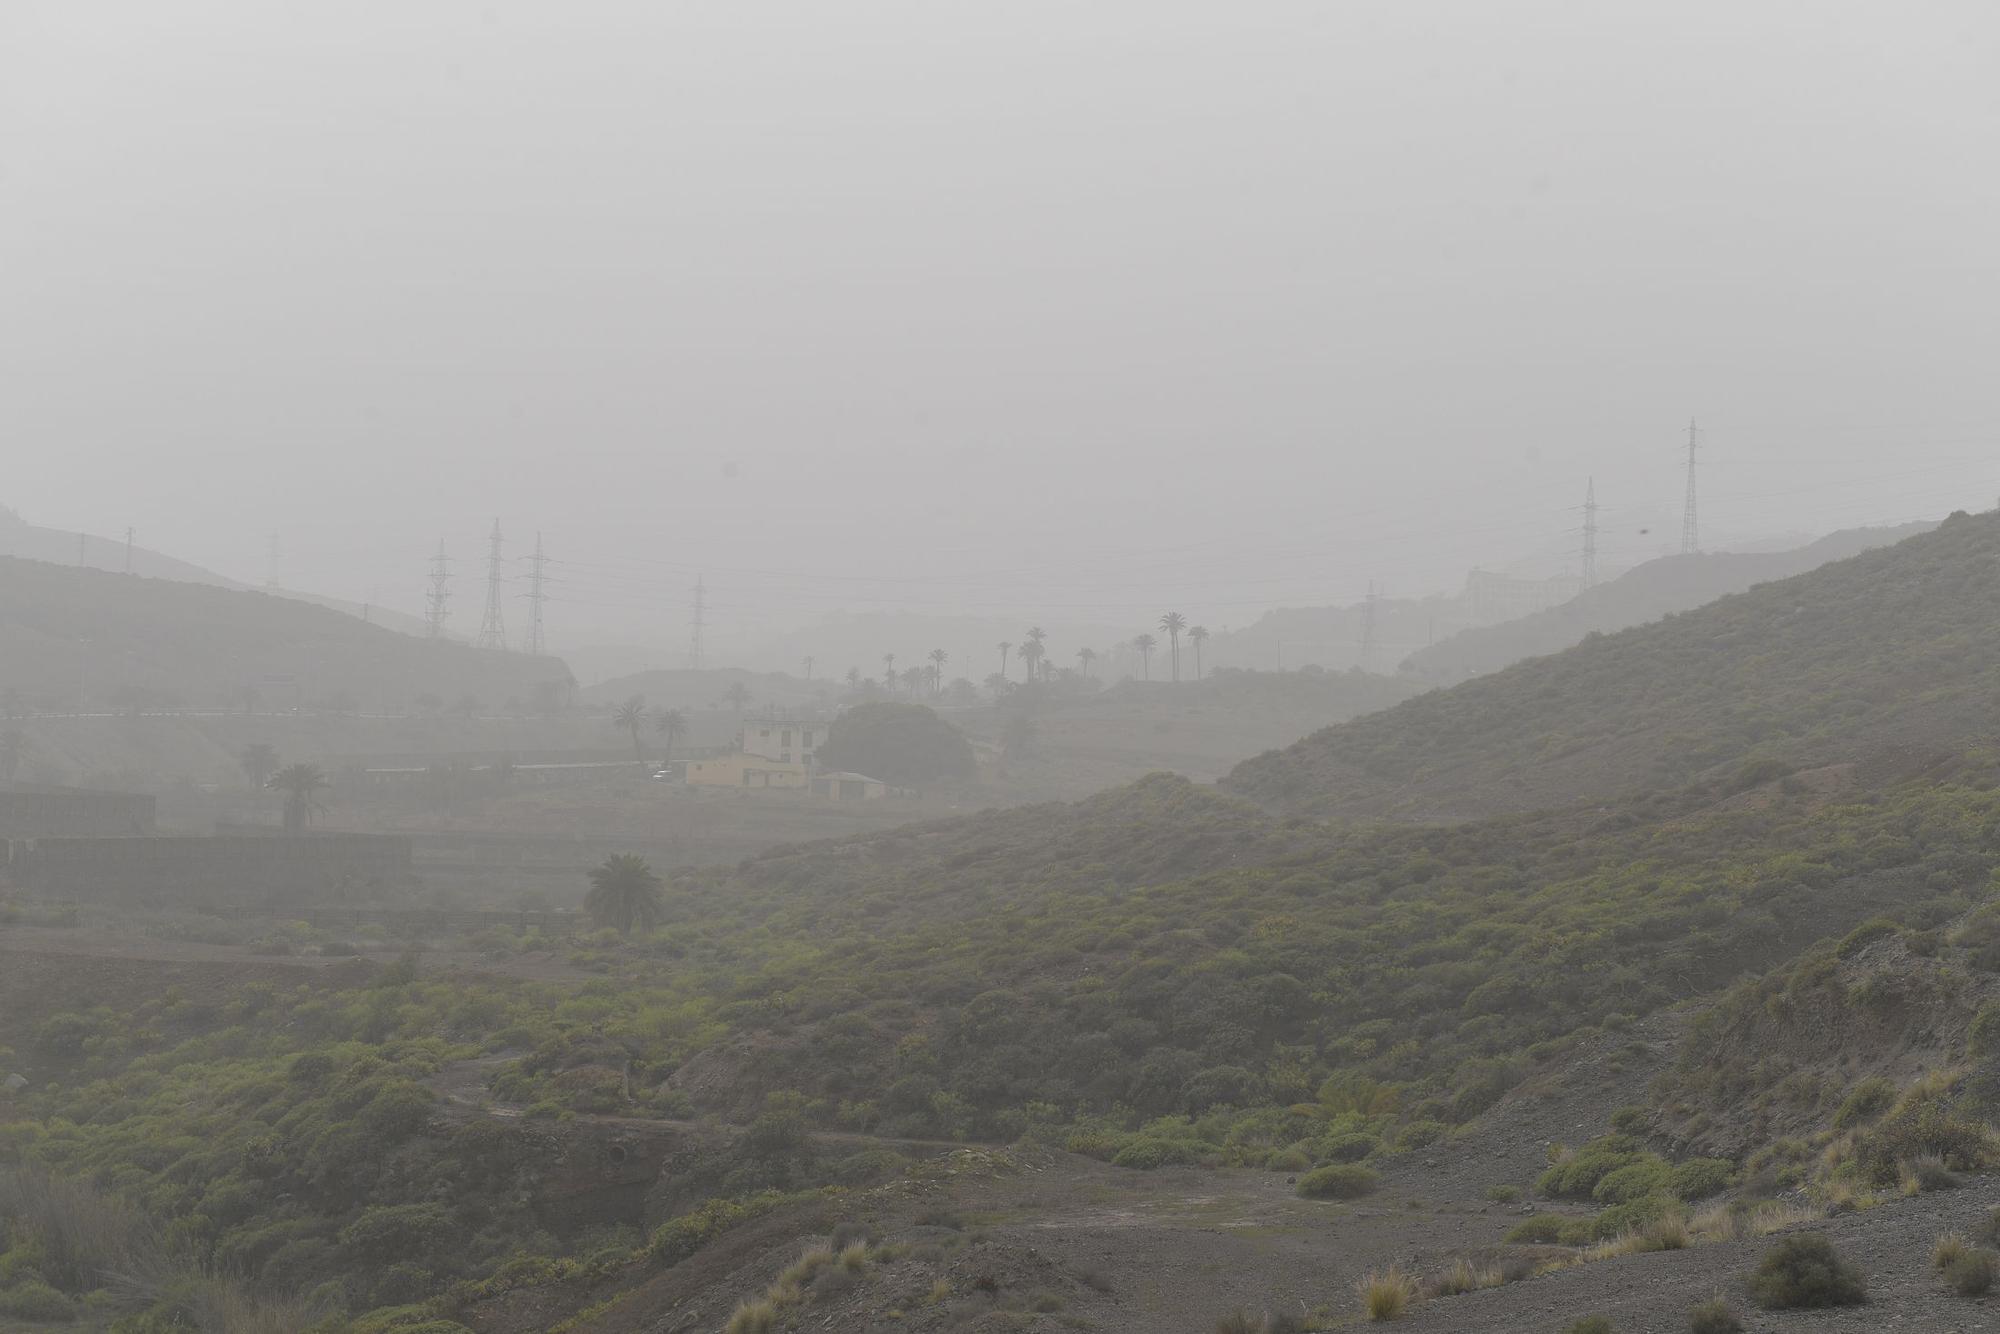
[684,753,809,790]
[810,771,888,802]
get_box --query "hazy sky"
[5,0,1998,659]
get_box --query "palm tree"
[1159,612,1187,682]
[1077,647,1097,679]
[1133,632,1157,680]
[997,641,1012,681]
[239,743,279,791]
[584,853,664,935]
[268,762,329,834]
[801,655,815,681]
[653,708,688,767]
[928,648,948,697]
[611,695,648,763]
[900,665,924,696]
[845,666,862,691]
[722,681,753,714]
[1188,625,1209,680]
[882,653,897,690]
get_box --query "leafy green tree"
[268,762,329,834]
[611,695,648,763]
[1159,612,1187,681]
[585,853,665,934]
[240,742,279,790]
[817,701,976,788]
[723,681,752,714]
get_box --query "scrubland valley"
[9,514,2000,1331]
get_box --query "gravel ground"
[1400,1179,2000,1333]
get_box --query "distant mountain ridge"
[1223,509,2000,820]
[0,505,433,637]
[1399,520,1936,684]
[0,555,572,714]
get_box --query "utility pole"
[425,540,453,639]
[476,519,507,651]
[521,531,550,656]
[123,527,135,574]
[1681,419,1700,555]
[1358,582,1380,672]
[1582,477,1599,587]
[688,574,707,670]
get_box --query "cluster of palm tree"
[1099,614,1211,682]
[609,696,691,766]
[266,761,329,834]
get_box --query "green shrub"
[1687,1297,1742,1334]
[648,1194,787,1267]
[1483,1184,1521,1203]
[1111,1138,1201,1170]
[1667,1158,1734,1200]
[1970,1003,2000,1058]
[1835,917,1898,958]
[1749,1234,1867,1309]
[1852,1100,1991,1184]
[1609,1106,1650,1133]
[1394,1119,1448,1151]
[1832,1077,1895,1129]
[1296,1165,1379,1200]
[340,1204,451,1263]
[1538,1137,1646,1199]
[1564,1318,1613,1334]
[1319,1132,1380,1163]
[1503,1214,1569,1244]
[1593,1158,1671,1205]
[1946,1249,1997,1297]
[0,1279,77,1322]
[1265,1148,1312,1172]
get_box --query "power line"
[1681,418,1700,555]
[477,519,508,651]
[425,539,453,639]
[1582,477,1599,587]
[688,574,707,670]
[522,531,550,656]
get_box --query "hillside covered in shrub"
[1225,510,2000,820]
[1399,521,1933,686]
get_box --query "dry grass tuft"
[1357,1267,1417,1321]
[1935,1231,1972,1272]
[1429,1258,1504,1296]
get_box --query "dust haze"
[4,5,2000,1333]
[6,0,1998,666]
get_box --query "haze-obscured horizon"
[5,0,1998,662]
